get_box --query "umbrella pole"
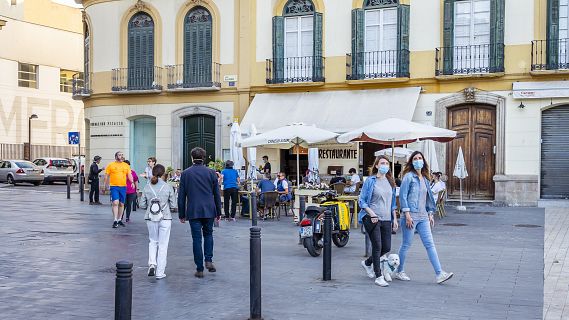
[296,145,300,189]
[391,141,395,174]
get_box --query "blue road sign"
[68,132,80,145]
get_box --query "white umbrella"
[307,148,320,184]
[453,146,468,211]
[247,124,258,180]
[421,140,440,173]
[240,123,338,188]
[374,147,414,160]
[338,118,456,173]
[230,122,245,179]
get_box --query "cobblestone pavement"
[0,185,544,320]
[544,207,569,320]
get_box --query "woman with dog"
[395,151,454,284]
[358,155,399,287]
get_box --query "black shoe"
[112,221,118,228]
[147,265,156,277]
[118,221,126,227]
[89,202,94,205]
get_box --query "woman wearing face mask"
[358,155,399,287]
[394,151,454,284]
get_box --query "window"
[558,0,569,67]
[284,15,313,78]
[84,23,90,85]
[184,7,213,86]
[364,8,398,76]
[453,0,491,73]
[127,12,155,89]
[60,69,76,93]
[18,63,38,88]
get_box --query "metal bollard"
[249,227,262,320]
[323,209,332,281]
[299,196,306,222]
[114,261,133,320]
[79,174,84,202]
[66,175,71,199]
[251,192,258,226]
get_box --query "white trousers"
[147,219,172,277]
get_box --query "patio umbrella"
[247,124,258,180]
[308,148,320,184]
[240,123,338,188]
[337,118,456,173]
[453,146,468,211]
[374,147,414,160]
[230,122,245,179]
[421,140,440,173]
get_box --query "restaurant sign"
[319,149,357,159]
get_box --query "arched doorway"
[446,104,496,200]
[130,117,156,186]
[541,105,569,199]
[183,114,215,169]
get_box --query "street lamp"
[28,114,38,161]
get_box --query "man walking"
[89,155,103,205]
[104,151,134,228]
[178,147,222,278]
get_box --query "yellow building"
[0,0,85,160]
[80,0,568,206]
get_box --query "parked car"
[68,156,86,183]
[32,157,74,184]
[0,160,44,186]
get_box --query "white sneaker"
[436,271,454,284]
[360,260,375,279]
[394,271,411,281]
[375,276,389,287]
[156,274,166,280]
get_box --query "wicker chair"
[259,191,279,220]
[331,182,346,195]
[436,189,447,218]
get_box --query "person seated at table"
[274,171,292,203]
[430,172,446,201]
[344,168,361,193]
[330,171,347,185]
[241,173,276,216]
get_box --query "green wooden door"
[183,115,216,169]
[184,7,212,87]
[128,12,154,89]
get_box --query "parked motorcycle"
[299,190,351,257]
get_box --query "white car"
[68,156,86,182]
[32,157,74,184]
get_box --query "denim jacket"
[399,172,436,215]
[358,175,397,223]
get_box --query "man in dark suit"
[178,147,222,278]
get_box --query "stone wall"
[493,175,539,207]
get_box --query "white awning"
[241,87,421,134]
[513,81,569,99]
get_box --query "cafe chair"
[259,191,279,220]
[436,189,447,218]
[278,193,294,218]
[331,182,346,195]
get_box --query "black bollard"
[251,192,258,226]
[299,196,306,222]
[79,174,84,202]
[66,175,71,199]
[249,227,262,320]
[323,209,332,281]
[114,261,133,320]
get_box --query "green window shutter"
[351,8,365,79]
[184,9,213,86]
[397,5,410,77]
[272,16,285,83]
[489,0,505,73]
[547,0,560,69]
[127,13,154,89]
[442,0,454,75]
[312,12,323,82]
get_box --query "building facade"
[80,0,568,206]
[0,0,85,160]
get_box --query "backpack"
[148,183,166,222]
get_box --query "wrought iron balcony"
[111,66,163,93]
[531,39,569,71]
[435,43,504,76]
[346,50,410,80]
[72,72,92,100]
[266,56,325,84]
[165,63,221,91]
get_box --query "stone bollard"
[323,209,332,281]
[249,227,262,320]
[251,192,258,226]
[114,261,133,320]
[66,175,71,199]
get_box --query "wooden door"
[447,104,496,200]
[183,115,216,169]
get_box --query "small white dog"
[379,254,400,282]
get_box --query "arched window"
[84,23,90,80]
[127,12,155,89]
[270,0,323,83]
[183,7,213,87]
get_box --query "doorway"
[130,117,156,187]
[541,105,569,199]
[183,114,216,169]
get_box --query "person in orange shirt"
[104,151,134,228]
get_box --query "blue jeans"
[189,218,215,272]
[397,217,443,275]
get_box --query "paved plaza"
[0,184,548,319]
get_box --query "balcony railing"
[346,50,410,80]
[531,39,569,71]
[112,66,162,93]
[166,63,221,91]
[435,43,504,76]
[266,56,325,84]
[72,72,92,99]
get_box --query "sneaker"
[147,265,156,276]
[118,221,126,227]
[436,271,454,284]
[394,272,411,281]
[112,221,118,228]
[375,276,389,287]
[194,271,204,278]
[125,218,130,223]
[89,202,94,205]
[95,202,103,205]
[155,274,166,280]
[360,261,375,279]
[205,261,216,273]
[231,218,236,222]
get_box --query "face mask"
[378,165,389,174]
[413,160,424,170]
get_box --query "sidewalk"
[0,186,544,319]
[544,207,569,320]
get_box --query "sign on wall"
[318,149,357,159]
